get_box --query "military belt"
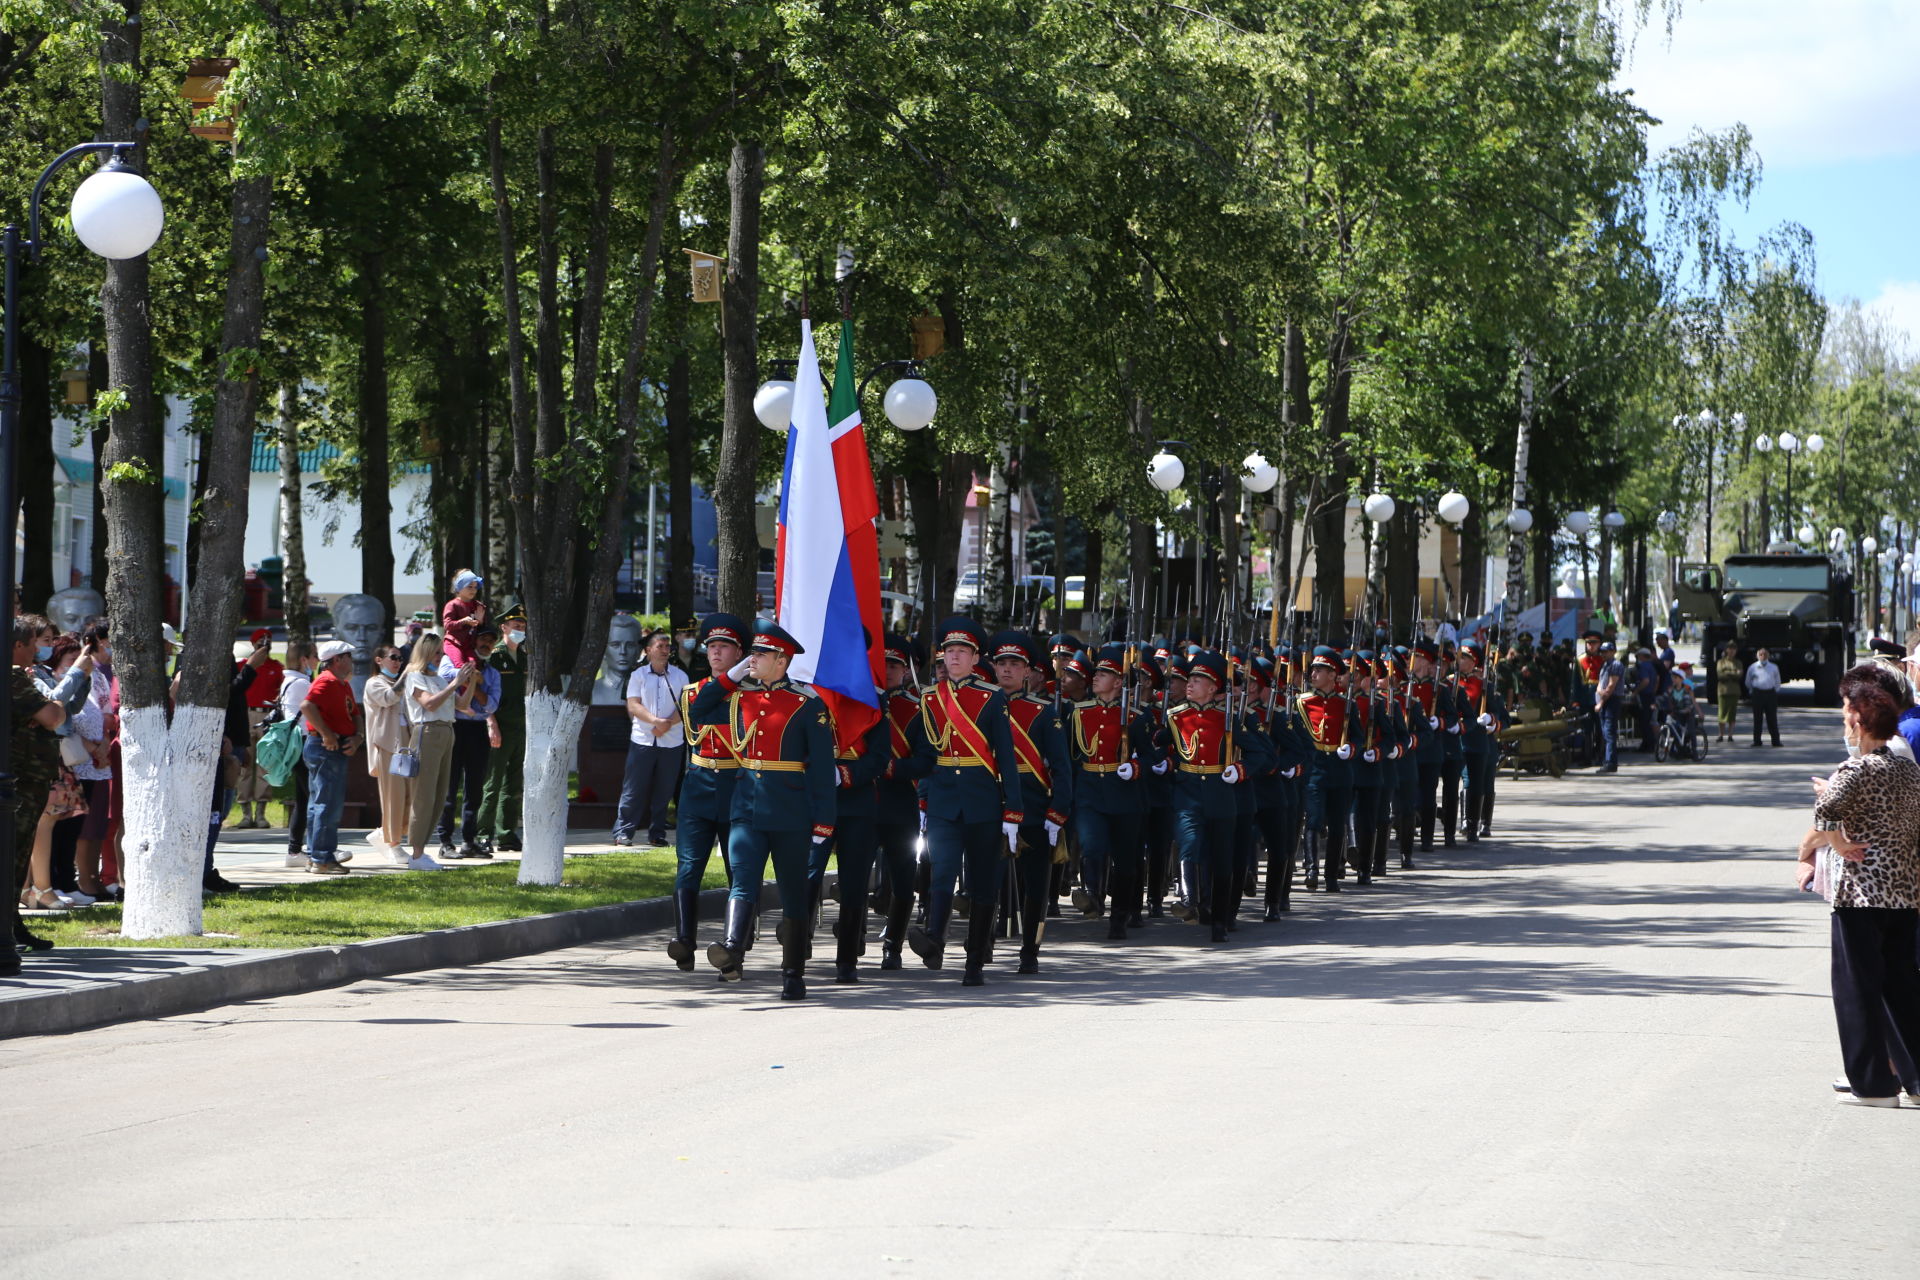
[688,755,738,771]
[1080,762,1125,774]
[1177,762,1227,775]
[741,758,805,773]
[938,754,991,769]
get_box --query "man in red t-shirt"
[298,641,363,873]
[236,628,285,829]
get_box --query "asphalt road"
[6,702,1916,1279]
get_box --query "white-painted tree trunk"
[119,703,226,938]
[517,690,588,885]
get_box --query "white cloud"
[1613,1,1920,168]
[1862,280,1920,353]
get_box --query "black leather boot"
[1442,786,1459,847]
[962,909,994,986]
[1372,818,1389,876]
[666,887,699,971]
[706,897,754,981]
[1324,828,1343,891]
[1420,805,1435,852]
[1302,830,1321,890]
[1210,875,1233,943]
[1399,817,1416,869]
[1479,792,1494,837]
[777,916,811,1001]
[908,884,952,969]
[1021,898,1048,971]
[1106,876,1130,940]
[879,893,912,970]
[834,901,868,984]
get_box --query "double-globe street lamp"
[1,143,163,964]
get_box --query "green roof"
[249,434,425,474]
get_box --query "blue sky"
[1613,0,1920,343]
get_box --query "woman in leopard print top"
[1799,664,1920,1106]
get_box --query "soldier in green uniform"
[477,606,529,851]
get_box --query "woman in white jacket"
[362,645,413,864]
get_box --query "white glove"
[1361,748,1377,763]
[1001,821,1021,850]
[1152,759,1170,776]
[1045,818,1063,846]
[1478,712,1494,728]
[918,809,928,835]
[1389,745,1402,760]
[1283,765,1300,778]
[727,657,752,683]
[1429,714,1441,729]
[1336,743,1354,761]
[1448,722,1461,735]
[1117,760,1136,781]
[1222,763,1242,784]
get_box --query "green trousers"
[477,718,524,840]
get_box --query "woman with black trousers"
[1798,664,1920,1107]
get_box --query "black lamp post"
[1,142,162,963]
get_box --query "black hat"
[1582,630,1603,642]
[749,621,805,657]
[1049,633,1082,655]
[698,612,749,648]
[1412,639,1439,660]
[936,616,986,654]
[1186,650,1228,685]
[1251,655,1276,685]
[987,629,1038,667]
[883,633,923,666]
[1870,636,1904,659]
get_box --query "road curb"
[0,881,787,1041]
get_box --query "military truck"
[1673,549,1855,704]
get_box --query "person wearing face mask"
[362,644,414,863]
[479,607,529,852]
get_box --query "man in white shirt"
[614,630,689,847]
[1745,647,1783,747]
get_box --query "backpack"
[255,711,306,788]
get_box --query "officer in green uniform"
[477,606,529,851]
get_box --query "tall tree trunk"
[121,174,272,939]
[983,443,1012,626]
[358,250,393,634]
[1505,345,1534,611]
[666,328,694,628]
[18,332,54,609]
[713,140,764,618]
[88,343,108,590]
[277,382,310,647]
[1124,389,1153,639]
[1310,314,1354,629]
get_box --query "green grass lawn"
[37,851,728,951]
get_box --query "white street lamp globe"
[1830,527,1848,550]
[1602,510,1626,530]
[1147,451,1184,493]
[1730,411,1746,430]
[1657,510,1678,533]
[1363,493,1396,523]
[1864,535,1878,554]
[1698,409,1718,428]
[1778,430,1799,454]
[1564,509,1592,536]
[882,377,937,431]
[1505,507,1533,534]
[1806,433,1825,454]
[1797,523,1815,545]
[1671,414,1688,431]
[69,165,165,260]
[1436,491,1470,525]
[1240,453,1278,493]
[1903,554,1915,571]
[1754,433,1772,453]
[753,379,795,432]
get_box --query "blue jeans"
[303,736,350,862]
[1599,703,1620,769]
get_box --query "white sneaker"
[1836,1092,1900,1108]
[285,852,310,869]
[337,849,353,863]
[407,854,443,871]
[389,845,412,867]
[56,889,95,907]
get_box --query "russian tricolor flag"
[775,317,885,740]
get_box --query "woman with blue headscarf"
[441,569,489,668]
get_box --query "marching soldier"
[1250,652,1311,919]
[1455,639,1497,844]
[909,617,1024,986]
[1067,644,1161,940]
[1134,654,1177,921]
[1407,639,1447,853]
[874,635,931,969]
[665,612,748,972]
[1387,648,1421,870]
[1163,650,1272,940]
[1298,645,1355,891]
[815,654,893,984]
[694,622,837,1000]
[1438,641,1467,848]
[989,631,1073,973]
